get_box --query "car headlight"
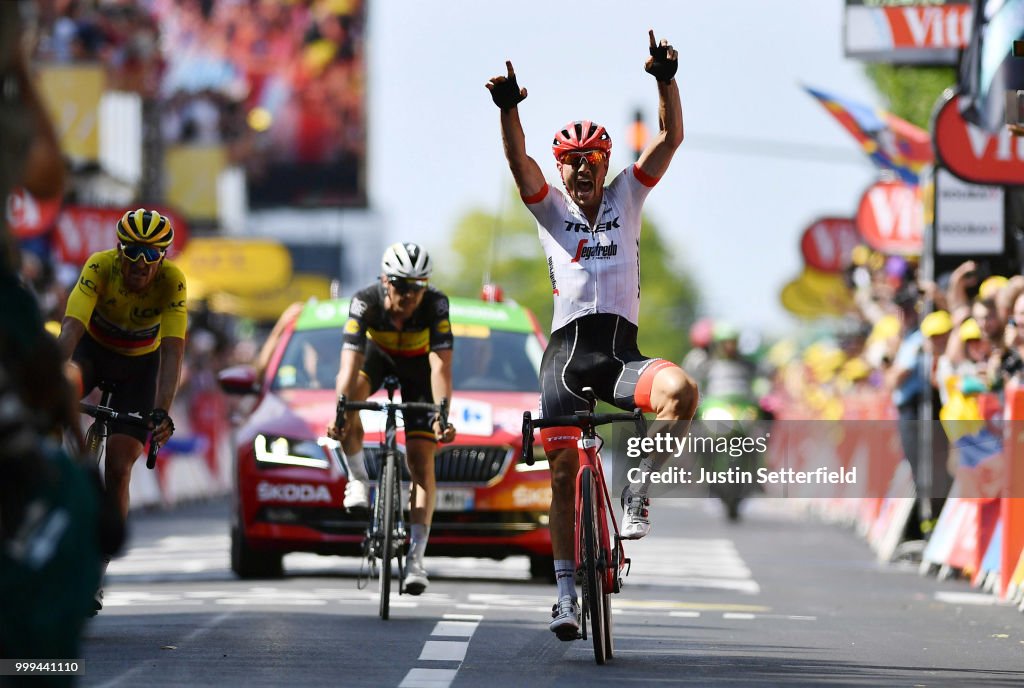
[254,434,330,469]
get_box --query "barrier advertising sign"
[855,179,924,255]
[934,91,1024,186]
[934,167,1004,256]
[844,0,972,65]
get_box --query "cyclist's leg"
[539,321,586,635]
[611,327,698,539]
[399,358,437,595]
[103,348,159,519]
[339,344,382,511]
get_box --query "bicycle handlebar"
[335,396,450,436]
[520,408,647,466]
[79,402,162,469]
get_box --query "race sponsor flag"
[803,85,933,185]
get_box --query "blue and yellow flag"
[804,85,933,185]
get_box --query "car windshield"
[271,326,543,392]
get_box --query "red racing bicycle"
[522,388,646,664]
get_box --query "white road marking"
[669,611,701,618]
[419,641,469,662]
[399,668,459,688]
[934,592,998,606]
[431,621,479,638]
[723,612,756,620]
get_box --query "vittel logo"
[257,481,332,503]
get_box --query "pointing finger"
[649,29,656,48]
[506,60,515,78]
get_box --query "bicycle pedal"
[554,628,581,642]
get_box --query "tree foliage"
[434,186,700,363]
[863,64,957,128]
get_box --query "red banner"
[934,92,1024,186]
[7,188,62,239]
[855,180,923,255]
[53,205,189,264]
[799,217,860,273]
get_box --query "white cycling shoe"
[343,479,369,513]
[620,490,651,540]
[549,595,580,640]
[403,560,429,596]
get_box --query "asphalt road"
[79,497,1024,687]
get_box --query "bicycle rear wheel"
[580,467,607,664]
[378,454,396,620]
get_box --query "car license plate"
[435,488,475,512]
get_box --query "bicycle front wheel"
[580,467,607,664]
[378,454,396,620]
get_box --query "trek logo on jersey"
[563,217,620,233]
[570,239,619,263]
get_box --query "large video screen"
[31,0,368,209]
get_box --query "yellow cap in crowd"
[979,275,1008,301]
[959,318,982,342]
[920,310,953,338]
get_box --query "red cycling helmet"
[552,120,612,160]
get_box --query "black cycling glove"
[150,408,174,436]
[490,75,526,111]
[646,44,677,83]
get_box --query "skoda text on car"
[219,296,554,579]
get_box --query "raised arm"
[486,61,546,199]
[636,30,683,181]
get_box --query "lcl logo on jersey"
[570,239,619,263]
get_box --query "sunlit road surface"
[81,498,1024,687]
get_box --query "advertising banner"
[53,206,190,265]
[37,64,105,161]
[934,167,1005,255]
[844,0,973,65]
[855,179,924,255]
[799,217,861,273]
[6,188,62,240]
[933,90,1024,185]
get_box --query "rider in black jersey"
[327,243,456,595]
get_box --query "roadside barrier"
[772,379,1024,613]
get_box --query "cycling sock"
[554,559,576,600]
[409,524,430,563]
[344,450,369,482]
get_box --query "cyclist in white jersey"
[487,30,699,639]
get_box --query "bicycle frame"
[574,434,626,595]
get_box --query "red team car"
[219,296,554,579]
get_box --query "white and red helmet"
[551,120,612,160]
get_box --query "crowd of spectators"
[768,245,1024,536]
[27,0,367,205]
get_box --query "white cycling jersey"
[524,164,658,332]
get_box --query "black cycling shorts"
[73,334,158,442]
[539,313,675,450]
[360,340,436,441]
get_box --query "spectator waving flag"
[803,85,933,185]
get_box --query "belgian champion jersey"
[341,283,453,358]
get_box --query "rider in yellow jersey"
[58,208,186,521]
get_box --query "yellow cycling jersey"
[65,249,188,356]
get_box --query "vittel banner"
[933,90,1024,186]
[844,0,973,65]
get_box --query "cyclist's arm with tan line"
[487,61,546,199]
[636,31,683,180]
[429,348,456,442]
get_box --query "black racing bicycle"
[77,380,161,469]
[335,376,448,620]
